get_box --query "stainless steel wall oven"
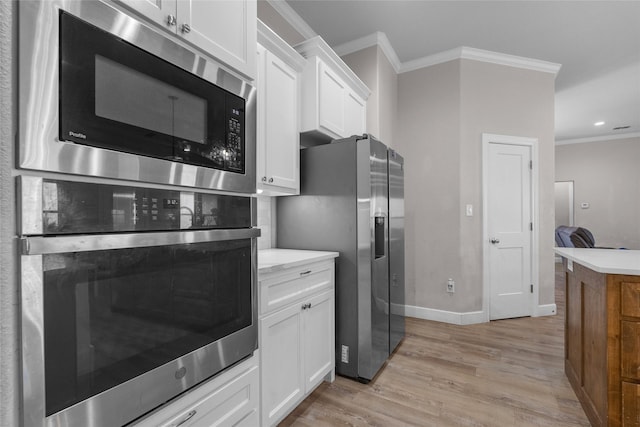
[19,177,259,427]
[19,0,256,193]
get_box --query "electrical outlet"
[447,278,455,293]
[341,345,349,363]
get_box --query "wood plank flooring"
[280,264,590,426]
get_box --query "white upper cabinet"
[295,36,370,142]
[256,20,306,196]
[344,90,367,140]
[114,0,257,80]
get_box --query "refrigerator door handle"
[374,216,386,259]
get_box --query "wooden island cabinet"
[557,248,640,427]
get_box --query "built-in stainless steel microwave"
[19,0,256,193]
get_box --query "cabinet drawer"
[260,262,334,315]
[623,382,640,427]
[622,321,640,380]
[623,282,640,318]
[135,356,259,427]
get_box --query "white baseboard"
[405,305,486,325]
[405,303,557,324]
[535,304,557,317]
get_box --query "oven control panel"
[21,178,253,236]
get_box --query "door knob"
[166,14,177,26]
[490,238,500,244]
[181,23,191,34]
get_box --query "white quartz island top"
[258,248,339,274]
[555,247,640,275]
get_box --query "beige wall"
[556,136,640,249]
[395,61,463,310]
[459,60,556,308]
[1,0,19,424]
[395,59,556,312]
[555,181,574,228]
[342,46,398,148]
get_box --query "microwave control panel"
[225,100,245,173]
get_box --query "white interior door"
[487,141,533,320]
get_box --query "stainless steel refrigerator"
[277,134,405,382]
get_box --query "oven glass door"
[42,238,251,416]
[59,11,245,173]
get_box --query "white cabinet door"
[256,45,267,186]
[264,50,298,191]
[115,0,177,29]
[318,62,346,138]
[115,0,256,80]
[257,47,299,194]
[260,304,304,427]
[177,0,256,80]
[302,290,334,394]
[344,90,366,138]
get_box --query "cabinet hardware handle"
[175,410,197,427]
[302,304,307,310]
[268,177,274,183]
[307,303,312,309]
[167,15,177,26]
[261,176,267,182]
[181,23,191,34]
[299,270,312,276]
[490,238,500,244]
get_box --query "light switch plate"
[465,204,473,216]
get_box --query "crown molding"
[555,131,640,145]
[400,46,562,75]
[265,0,316,40]
[459,47,562,75]
[333,32,402,74]
[258,19,306,72]
[400,47,465,74]
[268,7,562,77]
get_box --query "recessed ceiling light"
[594,121,605,126]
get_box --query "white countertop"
[258,248,339,274]
[555,247,640,275]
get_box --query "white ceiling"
[283,0,640,143]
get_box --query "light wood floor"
[280,264,590,426]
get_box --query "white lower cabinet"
[302,290,335,393]
[134,354,259,427]
[260,302,304,425]
[259,260,336,426]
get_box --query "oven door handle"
[20,228,261,255]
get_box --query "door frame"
[482,133,539,322]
